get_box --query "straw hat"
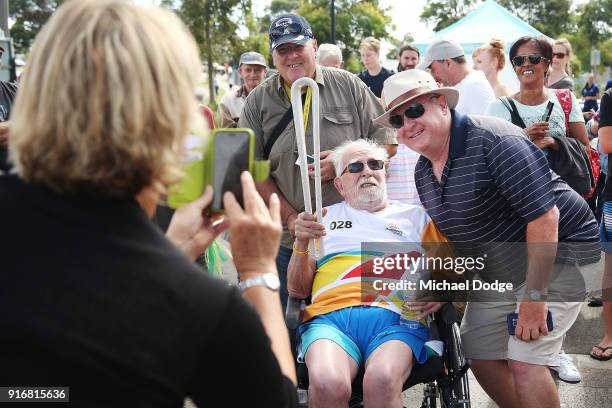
[373,69,459,128]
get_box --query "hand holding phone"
[507,310,553,336]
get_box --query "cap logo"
[274,17,293,28]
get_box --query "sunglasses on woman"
[552,52,566,59]
[388,102,426,129]
[342,159,385,174]
[511,54,548,66]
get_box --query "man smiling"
[239,13,394,312]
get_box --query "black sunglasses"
[342,159,385,175]
[552,52,566,59]
[270,22,308,40]
[512,54,548,66]
[388,103,426,129]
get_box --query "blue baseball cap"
[269,13,314,52]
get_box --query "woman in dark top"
[0,0,296,406]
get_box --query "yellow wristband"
[292,244,310,256]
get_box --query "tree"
[179,0,246,106]
[497,0,571,38]
[9,0,66,54]
[294,0,393,73]
[420,0,476,32]
[386,32,415,60]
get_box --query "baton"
[290,77,324,258]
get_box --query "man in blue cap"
[239,13,394,312]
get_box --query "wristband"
[293,244,309,256]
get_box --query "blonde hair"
[554,38,572,74]
[359,37,381,55]
[10,0,202,198]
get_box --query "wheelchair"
[286,299,470,408]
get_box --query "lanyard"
[283,81,312,134]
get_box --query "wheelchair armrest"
[435,302,458,326]
[285,296,305,329]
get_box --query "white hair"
[317,43,343,67]
[331,139,388,177]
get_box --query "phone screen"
[211,131,251,210]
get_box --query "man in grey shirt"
[239,13,394,309]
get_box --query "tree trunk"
[204,1,215,106]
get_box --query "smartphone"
[204,128,255,213]
[295,154,315,166]
[541,101,555,122]
[507,311,553,336]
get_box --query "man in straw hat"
[374,69,600,408]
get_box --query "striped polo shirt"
[415,111,600,283]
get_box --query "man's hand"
[0,121,9,145]
[406,301,446,320]
[308,150,336,182]
[293,209,327,245]
[515,301,549,342]
[166,186,230,261]
[287,212,298,238]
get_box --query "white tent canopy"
[415,0,551,92]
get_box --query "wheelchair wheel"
[439,323,470,408]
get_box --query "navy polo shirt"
[415,111,599,281]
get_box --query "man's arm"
[287,211,322,298]
[516,206,559,342]
[256,179,299,237]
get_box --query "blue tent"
[415,0,551,91]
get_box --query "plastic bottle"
[400,301,422,329]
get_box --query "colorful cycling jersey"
[304,201,431,321]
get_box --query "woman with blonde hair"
[547,38,574,90]
[472,39,512,97]
[0,0,296,406]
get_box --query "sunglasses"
[342,159,385,175]
[270,22,308,40]
[388,103,426,129]
[511,54,548,66]
[552,52,567,59]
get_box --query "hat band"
[387,86,437,110]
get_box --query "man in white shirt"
[218,51,267,127]
[417,38,495,115]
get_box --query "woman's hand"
[531,135,558,150]
[525,121,549,141]
[166,186,230,261]
[224,171,282,278]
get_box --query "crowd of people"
[1,1,611,407]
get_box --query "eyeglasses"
[511,54,548,66]
[270,22,308,40]
[552,52,567,59]
[342,159,385,175]
[388,103,426,129]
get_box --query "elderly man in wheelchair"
[287,139,457,407]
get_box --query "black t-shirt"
[0,81,17,171]
[0,175,296,407]
[358,67,394,98]
[600,89,612,201]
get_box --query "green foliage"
[498,0,571,38]
[386,32,416,60]
[179,0,245,105]
[9,0,67,54]
[420,0,477,32]
[293,0,393,73]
